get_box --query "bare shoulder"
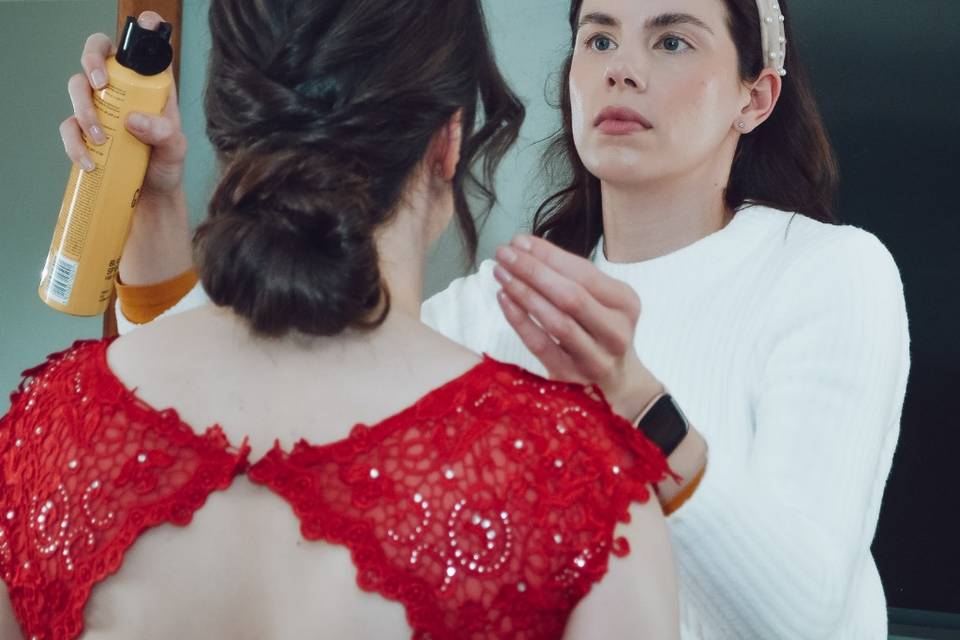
[108,304,228,369]
[387,312,485,383]
[564,498,679,640]
[0,582,23,638]
[104,305,485,453]
[106,305,280,399]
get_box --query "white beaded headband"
[756,0,787,77]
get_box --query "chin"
[583,157,669,186]
[577,142,658,183]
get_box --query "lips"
[594,106,653,135]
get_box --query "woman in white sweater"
[62,0,909,638]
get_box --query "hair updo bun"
[199,0,524,338]
[194,149,387,337]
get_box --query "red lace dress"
[0,339,670,640]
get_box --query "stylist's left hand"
[493,234,663,421]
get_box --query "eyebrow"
[578,11,715,36]
[649,12,715,35]
[578,11,619,29]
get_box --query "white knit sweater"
[118,205,911,639]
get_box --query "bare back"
[0,305,677,639]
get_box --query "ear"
[432,109,464,182]
[736,68,782,134]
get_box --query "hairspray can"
[40,17,174,316]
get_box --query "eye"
[656,35,693,53]
[586,34,618,52]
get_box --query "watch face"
[638,395,689,455]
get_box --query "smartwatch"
[632,393,690,457]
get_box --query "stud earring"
[736,121,747,130]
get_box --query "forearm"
[119,188,193,286]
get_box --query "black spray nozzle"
[115,16,174,76]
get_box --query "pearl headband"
[756,0,787,77]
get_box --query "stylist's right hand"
[60,11,186,200]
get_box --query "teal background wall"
[0,1,114,407]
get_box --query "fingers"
[124,111,188,196]
[59,116,96,172]
[71,32,115,154]
[495,244,635,355]
[512,234,640,315]
[78,13,164,90]
[80,33,114,90]
[137,11,166,29]
[65,17,173,174]
[494,264,614,382]
[67,73,107,145]
[161,79,183,127]
[124,112,181,149]
[496,290,580,381]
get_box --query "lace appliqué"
[0,340,250,640]
[1,341,669,640]
[249,358,669,639]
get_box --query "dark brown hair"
[195,0,524,337]
[533,0,839,257]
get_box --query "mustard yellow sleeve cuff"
[663,463,706,517]
[115,268,199,325]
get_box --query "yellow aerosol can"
[40,17,174,316]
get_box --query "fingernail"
[494,264,512,283]
[91,69,107,89]
[80,157,96,172]
[497,247,517,263]
[89,125,106,145]
[512,235,532,251]
[127,113,148,131]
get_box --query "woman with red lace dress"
[0,2,678,638]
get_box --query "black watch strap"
[633,394,690,457]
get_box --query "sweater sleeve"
[115,268,199,324]
[115,276,212,335]
[666,228,910,639]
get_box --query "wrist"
[656,427,708,507]
[134,187,188,224]
[611,361,708,509]
[120,188,193,286]
[606,360,665,421]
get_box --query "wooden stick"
[104,0,183,338]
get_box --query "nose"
[605,61,645,91]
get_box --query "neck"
[600,149,737,263]
[375,204,432,319]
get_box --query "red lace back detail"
[0,340,250,640]
[1,339,669,640]
[248,358,669,639]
